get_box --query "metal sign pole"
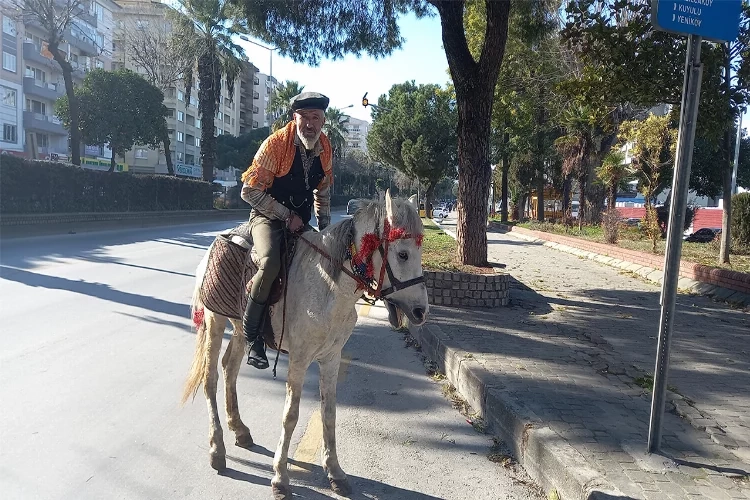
[731,112,743,196]
[647,34,704,454]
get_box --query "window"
[216,128,222,136]
[25,99,45,114]
[194,137,200,147]
[176,151,184,162]
[177,111,184,122]
[185,154,194,165]
[3,17,16,35]
[195,118,200,129]
[166,108,175,119]
[95,59,104,69]
[177,90,184,101]
[2,124,17,143]
[190,96,197,107]
[135,148,148,159]
[223,113,230,123]
[1,86,16,107]
[177,131,184,142]
[135,19,149,30]
[25,66,45,82]
[94,3,104,21]
[2,51,16,72]
[36,133,48,147]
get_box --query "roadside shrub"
[732,192,750,246]
[0,155,212,213]
[643,206,662,253]
[602,209,621,244]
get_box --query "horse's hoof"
[210,453,226,471]
[235,433,254,449]
[329,477,353,497]
[271,484,292,500]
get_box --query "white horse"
[182,191,429,499]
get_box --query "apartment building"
[113,0,257,176]
[0,1,118,160]
[343,116,370,154]
[252,72,278,129]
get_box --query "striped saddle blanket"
[198,223,288,321]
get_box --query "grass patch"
[421,218,496,274]
[518,221,750,274]
[633,375,654,391]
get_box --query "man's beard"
[297,128,321,150]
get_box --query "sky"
[236,13,450,123]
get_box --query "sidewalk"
[416,216,750,500]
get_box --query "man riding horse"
[239,92,333,370]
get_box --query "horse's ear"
[407,194,418,208]
[385,189,394,224]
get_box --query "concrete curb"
[0,209,249,239]
[413,321,628,500]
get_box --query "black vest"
[266,148,325,224]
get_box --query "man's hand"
[286,213,304,232]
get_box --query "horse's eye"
[398,251,408,261]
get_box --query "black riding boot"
[243,297,269,369]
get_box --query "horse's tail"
[181,240,213,405]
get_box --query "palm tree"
[171,0,246,182]
[323,107,349,160]
[268,81,305,131]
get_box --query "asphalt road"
[0,211,543,500]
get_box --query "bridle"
[272,219,424,378]
[298,218,425,302]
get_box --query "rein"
[271,220,424,377]
[297,219,425,301]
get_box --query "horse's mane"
[296,198,422,284]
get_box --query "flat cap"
[290,92,329,112]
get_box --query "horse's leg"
[222,319,253,449]
[319,350,351,496]
[204,311,227,470]
[271,357,311,500]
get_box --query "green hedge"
[0,156,212,213]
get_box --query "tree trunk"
[562,175,571,225]
[425,181,436,219]
[578,172,587,231]
[198,51,219,182]
[49,41,80,165]
[501,132,509,222]
[163,133,174,175]
[608,181,617,212]
[536,176,545,222]
[434,0,510,266]
[109,148,116,172]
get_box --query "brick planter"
[424,270,509,308]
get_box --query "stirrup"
[247,339,269,369]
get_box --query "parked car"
[347,199,362,215]
[684,227,721,243]
[433,205,449,218]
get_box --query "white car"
[433,206,449,218]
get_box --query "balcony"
[78,11,98,28]
[23,42,56,67]
[23,77,63,101]
[23,111,67,135]
[66,28,97,55]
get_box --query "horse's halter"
[299,218,425,302]
[346,218,425,300]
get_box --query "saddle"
[198,222,297,352]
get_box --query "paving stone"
[423,220,750,500]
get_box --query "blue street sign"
[652,0,743,43]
